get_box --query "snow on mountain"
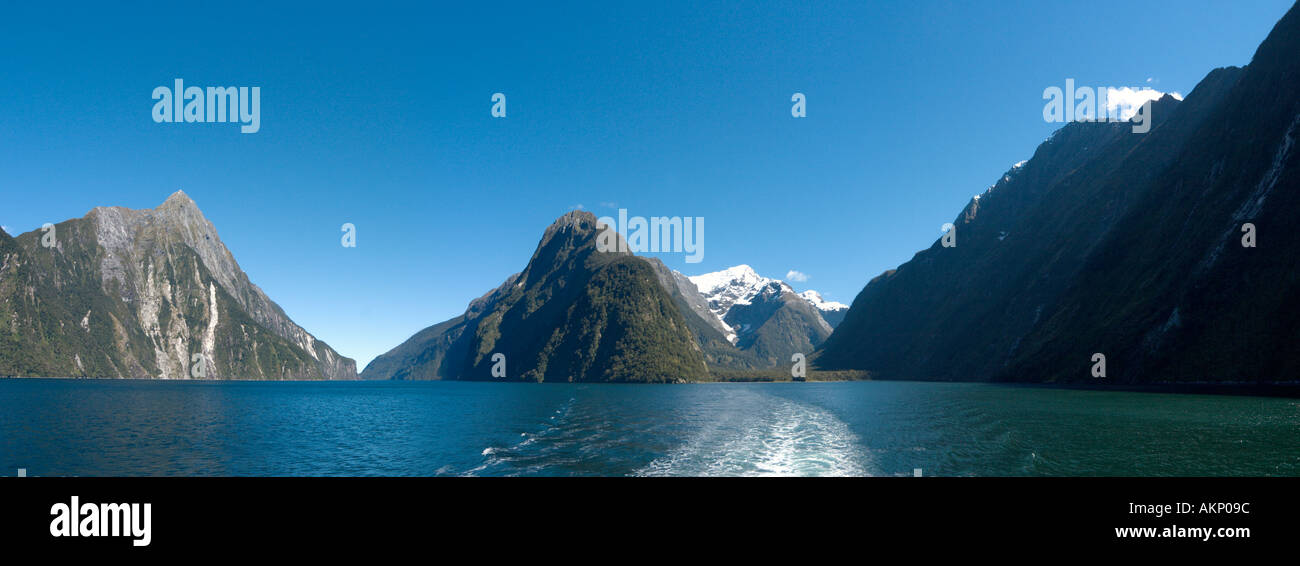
[687,265,774,343]
[798,290,848,312]
[799,290,849,329]
[688,265,848,341]
[689,265,775,312]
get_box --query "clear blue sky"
[1,1,1292,369]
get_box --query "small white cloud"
[1146,77,1154,83]
[569,204,585,211]
[599,202,618,209]
[1106,87,1182,120]
[785,270,809,282]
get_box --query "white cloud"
[785,270,809,282]
[1106,87,1182,120]
[569,204,585,211]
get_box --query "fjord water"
[1,379,1295,476]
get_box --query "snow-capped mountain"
[689,264,849,332]
[799,290,849,328]
[687,265,775,342]
[797,290,848,312]
[687,266,843,361]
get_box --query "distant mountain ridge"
[363,217,847,380]
[0,192,356,379]
[799,290,849,328]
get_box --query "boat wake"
[636,395,870,477]
[465,396,578,476]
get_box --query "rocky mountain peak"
[534,210,602,255]
[363,210,708,382]
[688,265,781,319]
[160,189,196,208]
[541,210,599,239]
[684,264,840,348]
[2,192,356,379]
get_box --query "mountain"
[0,191,356,379]
[817,4,1300,385]
[799,290,849,328]
[688,264,770,342]
[361,211,709,382]
[688,265,835,365]
[639,258,766,370]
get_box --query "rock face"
[0,191,356,379]
[639,258,766,370]
[362,211,708,382]
[817,4,1300,384]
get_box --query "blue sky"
[0,1,1292,369]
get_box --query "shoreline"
[5,374,1300,398]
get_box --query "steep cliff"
[0,192,356,379]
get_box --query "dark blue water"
[1,379,1297,476]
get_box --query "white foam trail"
[465,396,578,476]
[637,396,870,477]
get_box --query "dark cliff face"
[818,4,1300,384]
[363,211,709,382]
[0,192,356,379]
